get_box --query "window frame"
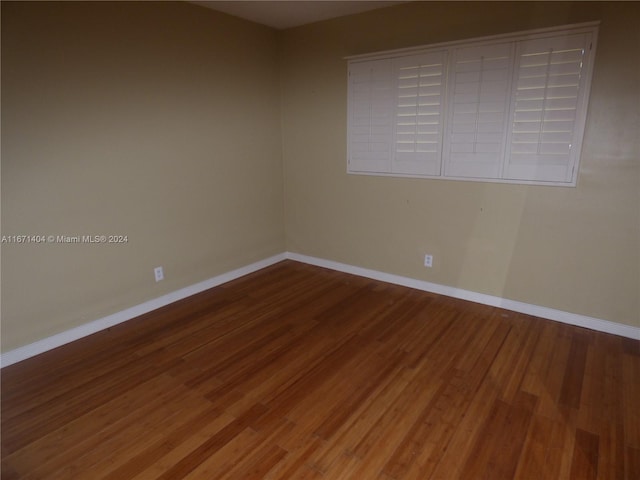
[346,22,599,186]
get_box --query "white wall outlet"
[154,266,164,282]
[424,254,433,268]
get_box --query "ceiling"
[191,1,407,30]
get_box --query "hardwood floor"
[2,260,639,479]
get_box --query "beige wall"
[1,2,285,351]
[279,2,640,327]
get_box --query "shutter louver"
[348,59,394,173]
[392,51,447,175]
[504,34,590,183]
[444,43,513,178]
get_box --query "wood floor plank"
[5,373,185,475]
[427,379,500,480]
[2,350,180,455]
[459,394,536,480]
[154,403,269,480]
[307,359,414,472]
[519,320,561,397]
[263,436,324,480]
[627,446,640,480]
[180,427,261,480]
[311,349,407,441]
[41,394,214,480]
[597,423,625,480]
[2,260,638,480]
[570,428,600,480]
[98,407,233,480]
[622,352,640,448]
[543,418,577,480]
[560,332,590,409]
[535,325,575,422]
[513,413,555,479]
[214,420,291,480]
[489,315,543,404]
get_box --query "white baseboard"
[285,252,640,341]
[2,250,637,368]
[0,253,286,368]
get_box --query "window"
[347,22,598,186]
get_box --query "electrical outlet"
[424,254,433,268]
[154,266,164,282]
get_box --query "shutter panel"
[392,51,447,176]
[504,34,591,183]
[444,43,513,179]
[348,59,394,173]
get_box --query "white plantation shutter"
[504,34,593,183]
[393,51,447,175]
[346,22,597,185]
[444,43,512,178]
[348,59,394,173]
